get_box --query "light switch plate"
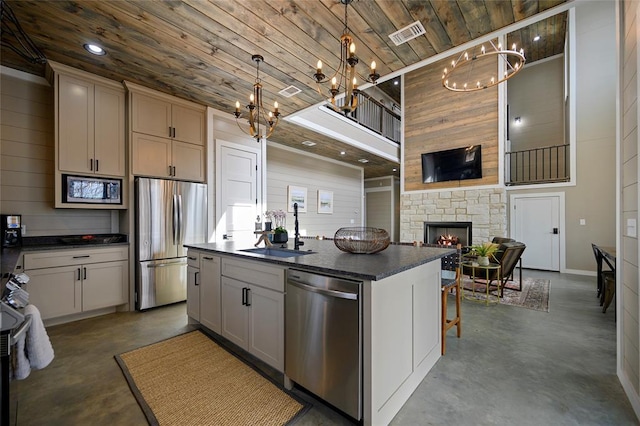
[579,219,586,226]
[627,218,637,237]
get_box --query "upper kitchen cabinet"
[125,82,206,182]
[47,61,125,177]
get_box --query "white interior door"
[511,194,562,271]
[216,142,260,243]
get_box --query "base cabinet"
[186,251,222,333]
[24,246,129,321]
[220,258,284,372]
[199,255,221,333]
[25,266,82,319]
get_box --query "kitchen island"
[185,238,454,426]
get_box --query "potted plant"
[266,209,288,243]
[468,242,500,266]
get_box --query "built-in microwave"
[62,175,123,205]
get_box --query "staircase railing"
[331,92,401,144]
[505,143,570,185]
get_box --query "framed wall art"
[287,185,307,212]
[317,190,333,214]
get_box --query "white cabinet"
[131,133,204,181]
[187,264,200,320]
[24,246,129,321]
[26,266,82,319]
[49,61,125,177]
[131,93,205,145]
[220,258,284,371]
[186,250,222,333]
[200,254,222,333]
[126,83,206,182]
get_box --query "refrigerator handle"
[177,194,184,244]
[172,194,179,245]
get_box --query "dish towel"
[13,304,55,380]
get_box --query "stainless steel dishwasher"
[285,269,362,420]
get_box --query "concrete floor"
[12,270,638,425]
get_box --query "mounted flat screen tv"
[421,145,482,184]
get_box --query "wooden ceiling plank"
[483,0,515,32]
[313,0,406,72]
[456,0,493,39]
[348,0,421,67]
[374,0,438,60]
[155,0,323,103]
[429,0,472,47]
[402,0,453,54]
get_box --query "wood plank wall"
[1,69,113,236]
[404,54,499,191]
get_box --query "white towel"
[12,304,55,380]
[13,327,31,380]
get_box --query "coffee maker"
[1,215,22,248]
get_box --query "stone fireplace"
[424,222,472,247]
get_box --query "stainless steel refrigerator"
[135,177,207,310]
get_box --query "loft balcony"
[505,143,570,186]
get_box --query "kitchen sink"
[239,247,316,258]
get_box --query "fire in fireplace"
[436,234,460,246]
[424,222,472,247]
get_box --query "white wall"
[619,0,640,418]
[266,143,363,238]
[0,66,114,236]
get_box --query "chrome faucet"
[294,202,304,250]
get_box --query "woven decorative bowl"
[333,227,390,254]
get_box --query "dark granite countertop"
[185,239,454,281]
[1,234,129,286]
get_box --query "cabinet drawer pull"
[246,288,251,306]
[73,255,91,259]
[90,158,93,171]
[242,287,247,306]
[195,271,200,286]
[187,256,197,260]
[77,268,81,281]
[83,267,87,280]
[202,256,214,260]
[96,159,99,171]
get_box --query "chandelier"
[234,54,280,141]
[312,0,379,114]
[442,40,525,92]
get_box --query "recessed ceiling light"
[358,158,369,163]
[393,168,397,172]
[83,43,106,56]
[301,140,316,147]
[533,35,541,42]
[340,151,346,155]
[393,80,399,86]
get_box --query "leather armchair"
[463,241,526,297]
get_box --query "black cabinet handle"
[83,267,87,280]
[73,255,90,259]
[90,158,94,171]
[242,287,247,306]
[96,159,99,171]
[169,126,172,137]
[246,288,251,307]
[168,165,173,176]
[77,268,81,281]
[195,271,199,286]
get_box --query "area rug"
[115,331,308,426]
[460,277,550,312]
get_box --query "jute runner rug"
[115,331,308,426]
[460,277,551,312]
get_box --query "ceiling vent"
[389,21,426,46]
[279,85,302,98]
